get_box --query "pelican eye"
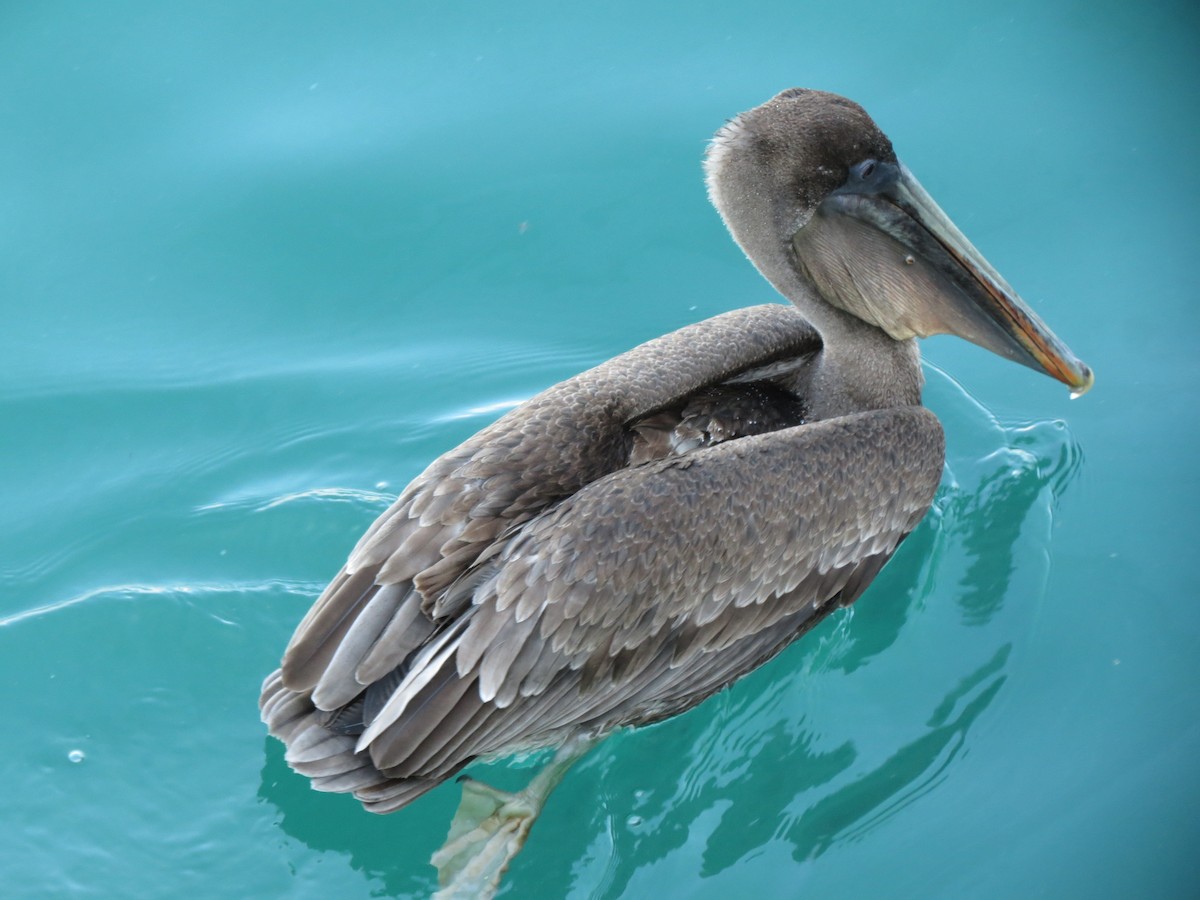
[855,160,877,180]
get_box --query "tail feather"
[354,776,449,814]
[259,666,451,815]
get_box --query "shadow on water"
[255,376,1086,897]
[777,653,1009,866]
[258,738,441,898]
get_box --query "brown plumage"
[260,88,1091,817]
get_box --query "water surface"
[2,3,1198,897]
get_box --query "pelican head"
[706,88,1093,397]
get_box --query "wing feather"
[354,587,432,685]
[456,406,943,726]
[276,304,821,706]
[339,405,941,787]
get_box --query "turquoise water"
[3,2,1198,897]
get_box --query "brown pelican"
[260,88,1091,892]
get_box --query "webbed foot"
[431,778,542,897]
[430,734,601,899]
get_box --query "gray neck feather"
[706,123,922,420]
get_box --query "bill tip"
[1069,363,1095,399]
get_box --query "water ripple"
[197,486,395,515]
[0,578,319,629]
